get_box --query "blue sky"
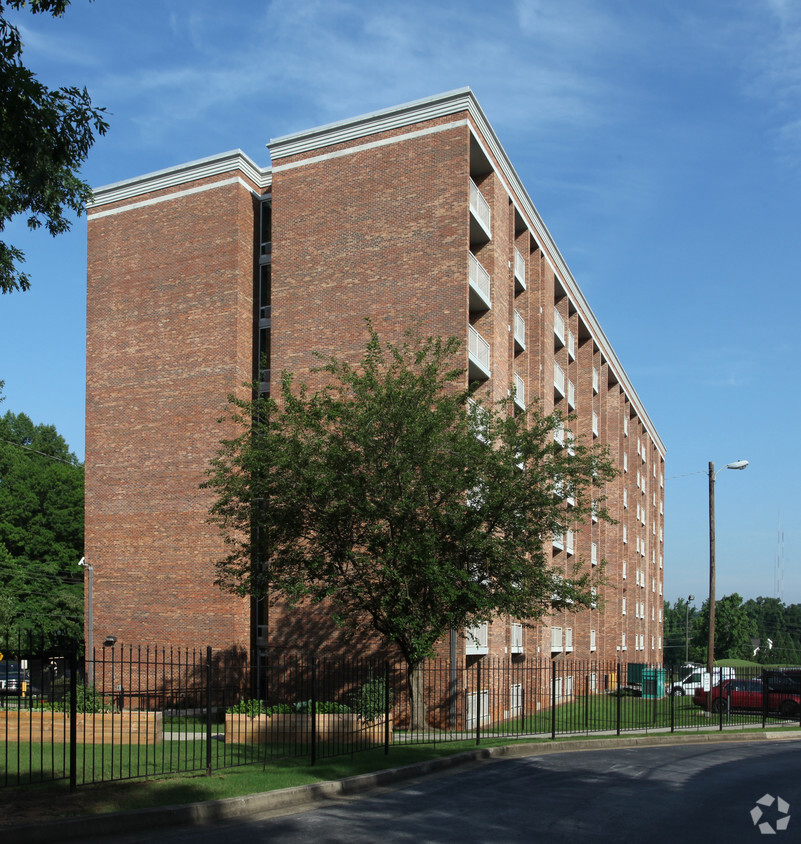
[1,0,799,607]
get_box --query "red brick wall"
[85,175,258,651]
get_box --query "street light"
[685,595,695,663]
[78,557,93,685]
[708,460,748,697]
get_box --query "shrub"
[44,683,111,713]
[293,699,352,715]
[353,671,393,722]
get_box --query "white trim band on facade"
[271,120,470,173]
[86,177,257,221]
[88,150,271,209]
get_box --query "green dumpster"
[642,668,665,699]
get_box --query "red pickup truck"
[693,676,801,718]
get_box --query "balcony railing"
[469,180,491,241]
[468,399,491,443]
[468,325,491,381]
[513,309,525,351]
[468,252,491,311]
[553,307,565,346]
[567,379,576,409]
[592,366,600,394]
[552,531,565,551]
[568,329,576,361]
[566,529,575,556]
[513,372,525,410]
[554,421,565,447]
[554,361,565,397]
[511,623,523,654]
[465,621,489,655]
[514,247,526,291]
[551,626,563,652]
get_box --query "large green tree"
[206,328,616,727]
[0,399,84,648]
[692,592,757,662]
[1,0,108,294]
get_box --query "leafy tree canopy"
[1,0,108,294]
[692,592,758,663]
[0,399,84,648]
[206,328,616,725]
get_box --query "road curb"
[5,730,801,842]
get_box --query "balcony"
[514,247,526,292]
[565,627,574,652]
[553,531,565,551]
[465,621,489,655]
[554,421,565,447]
[553,307,565,347]
[469,180,491,243]
[593,366,600,394]
[568,329,576,361]
[553,361,565,399]
[468,252,491,311]
[513,309,525,352]
[567,379,576,409]
[468,399,491,444]
[592,411,599,437]
[468,325,491,381]
[513,372,525,411]
[511,623,523,654]
[551,626,563,653]
[566,529,575,556]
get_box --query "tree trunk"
[407,661,427,732]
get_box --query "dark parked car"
[693,676,801,718]
[0,660,29,696]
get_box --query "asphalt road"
[98,740,800,843]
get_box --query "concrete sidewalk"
[5,730,801,844]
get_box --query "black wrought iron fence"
[1,632,799,791]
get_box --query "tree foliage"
[206,328,616,725]
[1,0,108,294]
[0,398,84,647]
[691,592,757,662]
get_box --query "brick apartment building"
[85,88,665,678]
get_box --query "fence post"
[475,659,482,746]
[384,661,390,755]
[311,655,317,765]
[69,645,78,792]
[584,672,589,733]
[206,646,213,776]
[616,660,622,736]
[550,659,556,740]
[670,666,675,733]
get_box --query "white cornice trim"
[88,150,271,209]
[268,89,663,453]
[272,120,469,173]
[86,177,256,221]
[269,88,474,159]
